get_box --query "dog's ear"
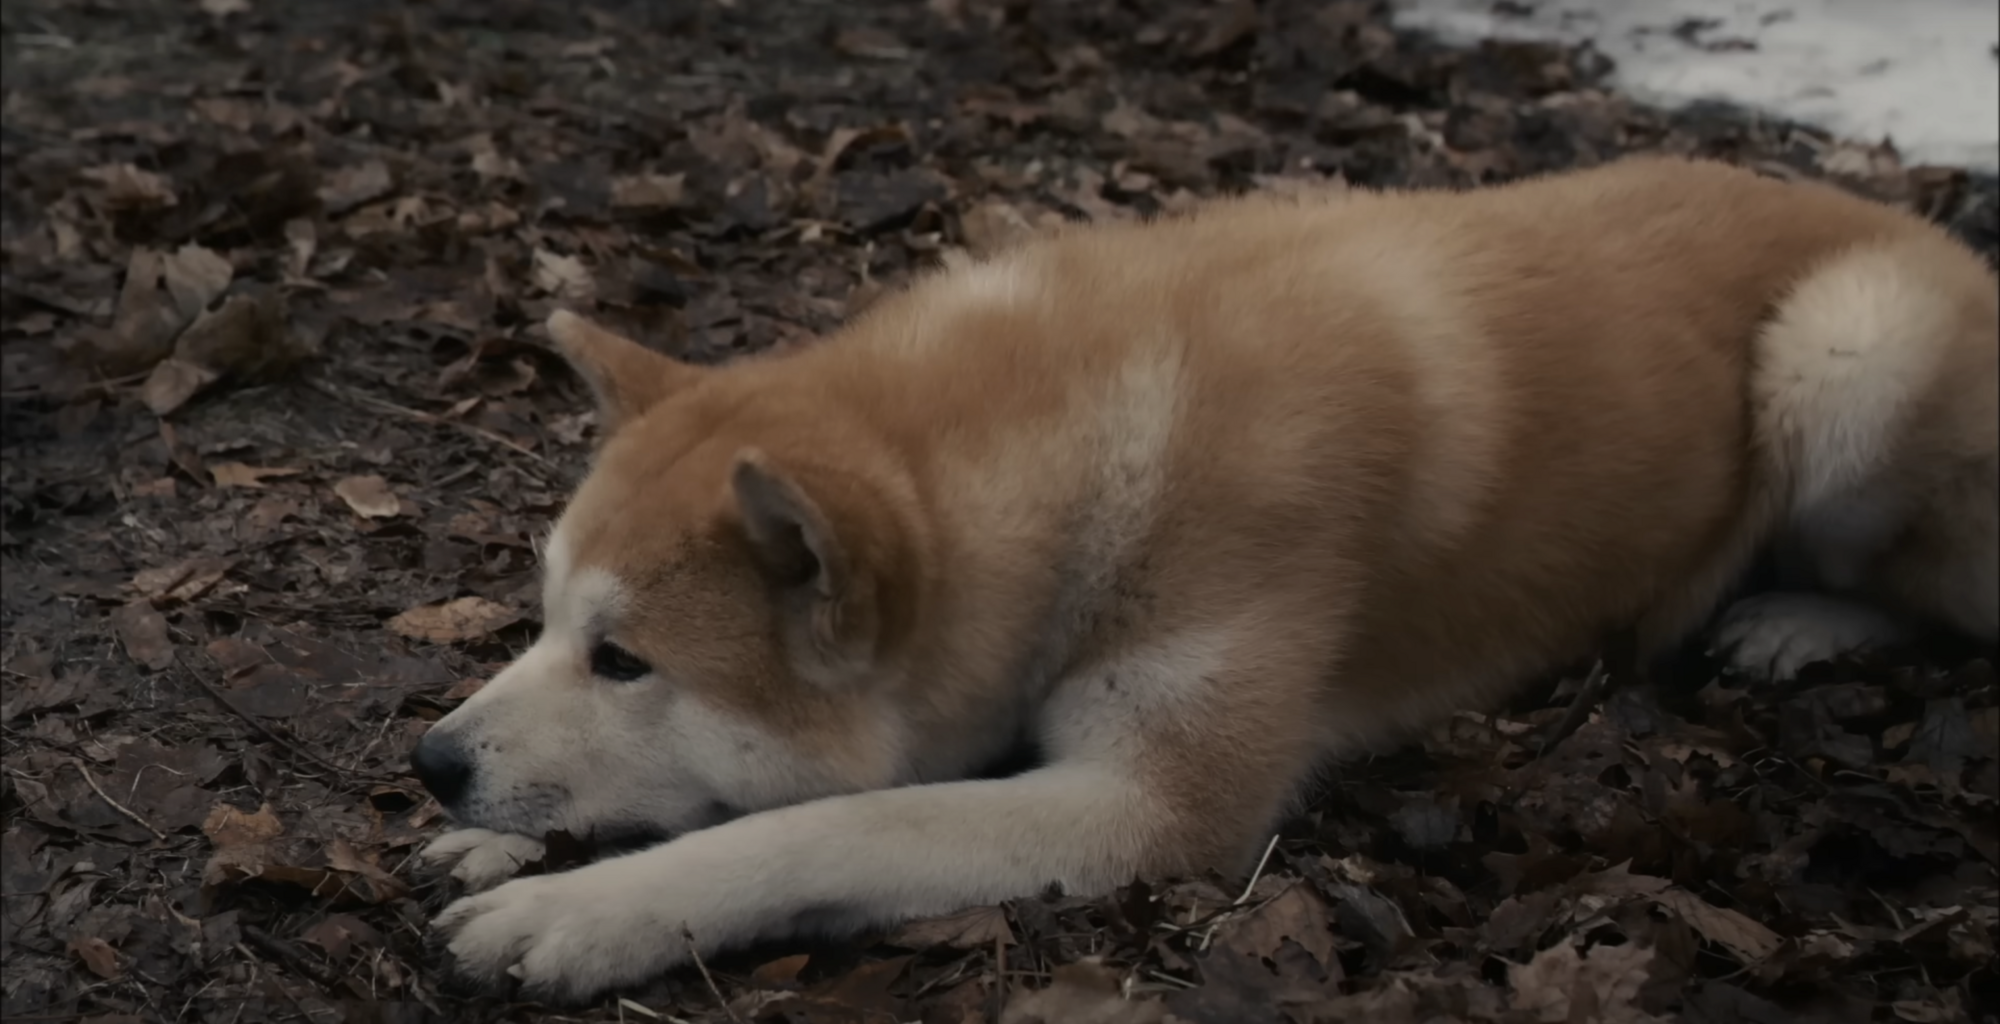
[731,448,886,687]
[545,310,701,435]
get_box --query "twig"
[1231,833,1283,906]
[0,369,149,399]
[235,940,333,1021]
[1537,627,1642,758]
[176,654,378,781]
[1537,658,1609,758]
[242,924,341,990]
[990,930,1008,1020]
[681,925,743,1024]
[309,379,558,472]
[1196,833,1283,952]
[70,760,167,840]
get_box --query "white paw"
[432,862,690,1005]
[1712,592,1907,680]
[417,828,547,891]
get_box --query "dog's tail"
[1749,235,1999,636]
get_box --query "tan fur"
[414,156,1998,1004]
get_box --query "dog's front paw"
[417,828,547,891]
[431,867,684,1006]
[1712,592,1906,681]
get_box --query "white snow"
[1391,0,2000,172]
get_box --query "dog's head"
[411,311,932,845]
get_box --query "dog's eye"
[589,641,651,682]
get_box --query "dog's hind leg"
[1716,238,1999,679]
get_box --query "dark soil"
[2,1,1995,1022]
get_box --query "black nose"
[411,731,474,807]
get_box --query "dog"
[410,155,1998,1005]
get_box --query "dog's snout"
[411,731,474,806]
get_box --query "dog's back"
[786,156,1995,744]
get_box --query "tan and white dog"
[412,156,1997,1004]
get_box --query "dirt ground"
[2,1,1995,1022]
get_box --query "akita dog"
[411,156,1997,1004]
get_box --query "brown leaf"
[129,555,235,607]
[958,197,1048,256]
[300,913,380,960]
[284,218,317,279]
[800,954,914,1016]
[143,288,304,415]
[160,244,234,321]
[140,357,220,416]
[80,163,177,209]
[749,953,811,988]
[1509,939,1669,1023]
[326,837,412,903]
[1571,861,1673,899]
[531,249,595,302]
[203,802,284,849]
[110,601,175,671]
[1212,882,1337,972]
[318,159,393,216]
[210,462,302,488]
[387,597,517,644]
[1002,959,1168,1024]
[887,904,1014,951]
[333,474,402,518]
[67,935,122,980]
[610,172,687,210]
[442,676,488,700]
[832,27,913,60]
[1653,888,1783,965]
[67,249,186,375]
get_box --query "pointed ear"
[731,449,879,686]
[545,309,700,435]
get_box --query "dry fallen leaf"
[532,248,595,302]
[318,159,394,216]
[748,953,811,988]
[326,837,412,903]
[129,556,235,607]
[886,904,1014,951]
[80,163,177,209]
[110,601,175,671]
[387,597,517,644]
[67,936,122,980]
[1572,861,1673,899]
[142,288,304,415]
[140,358,220,416]
[160,244,233,321]
[611,172,687,209]
[284,217,317,279]
[442,676,488,700]
[210,462,302,489]
[957,197,1045,256]
[300,914,381,960]
[1510,939,1670,1023]
[203,802,284,849]
[333,475,402,518]
[66,248,187,375]
[1211,882,1336,971]
[1653,888,1783,965]
[1002,960,1171,1024]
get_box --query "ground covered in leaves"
[3,1,1996,1021]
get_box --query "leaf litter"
[2,0,1995,1022]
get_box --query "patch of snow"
[1392,0,2000,172]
